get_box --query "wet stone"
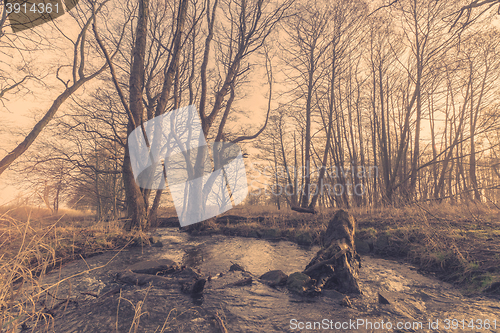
[259,270,288,287]
[229,263,245,272]
[149,236,163,247]
[208,270,253,290]
[378,292,391,304]
[182,278,207,295]
[228,276,253,287]
[286,272,313,294]
[152,241,164,247]
[149,235,160,243]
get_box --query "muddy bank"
[26,229,500,332]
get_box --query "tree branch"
[231,51,272,144]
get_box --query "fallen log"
[303,209,361,294]
[291,205,317,214]
[303,248,347,275]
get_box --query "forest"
[1,0,500,331]
[1,0,499,229]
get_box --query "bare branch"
[0,75,32,99]
[231,51,273,144]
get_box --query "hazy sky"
[0,4,272,205]
[2,1,499,206]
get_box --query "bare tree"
[281,1,333,208]
[0,0,112,176]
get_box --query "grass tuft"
[0,206,133,331]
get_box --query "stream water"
[33,228,499,332]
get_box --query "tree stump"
[303,209,361,294]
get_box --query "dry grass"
[0,206,134,332]
[120,284,152,333]
[1,201,498,331]
[205,202,500,294]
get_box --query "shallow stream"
[34,228,499,332]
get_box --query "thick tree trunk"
[123,0,149,230]
[304,209,361,294]
[123,144,147,231]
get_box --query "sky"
[2,0,500,206]
[0,2,272,206]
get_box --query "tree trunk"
[123,0,149,230]
[304,209,361,294]
[301,44,315,208]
